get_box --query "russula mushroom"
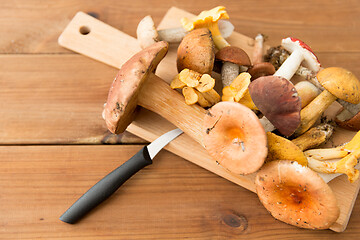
[177,28,215,74]
[294,67,360,135]
[203,101,267,175]
[255,160,340,229]
[294,81,320,108]
[222,72,258,110]
[215,46,252,87]
[136,15,234,48]
[248,33,275,81]
[248,75,301,136]
[103,41,207,144]
[274,37,321,81]
[181,6,230,49]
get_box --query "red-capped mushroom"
[203,101,267,175]
[274,37,321,81]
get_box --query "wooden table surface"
[1,0,360,239]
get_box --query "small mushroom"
[181,6,230,49]
[274,37,321,81]
[335,108,360,131]
[294,81,320,108]
[294,67,360,135]
[221,72,258,110]
[203,101,267,175]
[255,160,340,229]
[177,28,215,74]
[136,15,234,49]
[215,46,252,87]
[248,33,275,81]
[248,75,301,136]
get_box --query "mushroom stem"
[207,22,230,49]
[295,89,337,136]
[221,62,240,87]
[291,123,333,151]
[294,81,320,108]
[274,49,304,80]
[259,116,276,132]
[253,34,264,65]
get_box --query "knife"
[60,128,183,224]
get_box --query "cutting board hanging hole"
[79,26,91,35]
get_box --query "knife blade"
[59,128,183,224]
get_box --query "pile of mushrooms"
[101,6,360,230]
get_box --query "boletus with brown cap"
[203,101,267,174]
[256,160,340,229]
[177,28,215,74]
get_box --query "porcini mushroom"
[274,37,321,81]
[177,28,215,74]
[181,6,230,49]
[136,15,234,48]
[335,108,360,131]
[294,67,360,135]
[248,75,301,136]
[255,160,340,229]
[203,101,267,175]
[215,46,252,87]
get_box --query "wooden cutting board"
[58,7,360,232]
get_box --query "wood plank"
[1,52,359,144]
[1,0,359,53]
[1,145,360,239]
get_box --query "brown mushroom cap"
[203,101,267,175]
[335,109,360,131]
[215,46,251,67]
[247,62,275,80]
[248,76,301,136]
[255,160,340,229]
[103,41,169,134]
[177,28,215,74]
[317,67,360,104]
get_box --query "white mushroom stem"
[253,34,264,65]
[221,62,240,87]
[274,49,304,80]
[259,116,276,132]
[137,16,234,48]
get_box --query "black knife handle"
[59,146,152,224]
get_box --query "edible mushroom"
[294,81,320,108]
[274,37,321,81]
[177,28,215,74]
[181,6,230,49]
[215,46,251,86]
[136,15,234,48]
[203,101,267,175]
[294,67,360,135]
[255,160,340,229]
[335,108,360,131]
[248,75,301,136]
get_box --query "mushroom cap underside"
[203,101,267,175]
[255,160,340,229]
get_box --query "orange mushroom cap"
[255,160,340,229]
[203,102,267,174]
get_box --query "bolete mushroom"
[203,101,267,175]
[103,41,207,144]
[294,67,360,135]
[248,75,301,136]
[215,46,252,87]
[255,160,340,229]
[335,108,360,131]
[181,6,230,49]
[294,81,320,108]
[136,15,234,48]
[177,28,215,74]
[274,37,321,81]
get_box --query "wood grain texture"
[1,145,360,239]
[1,0,360,238]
